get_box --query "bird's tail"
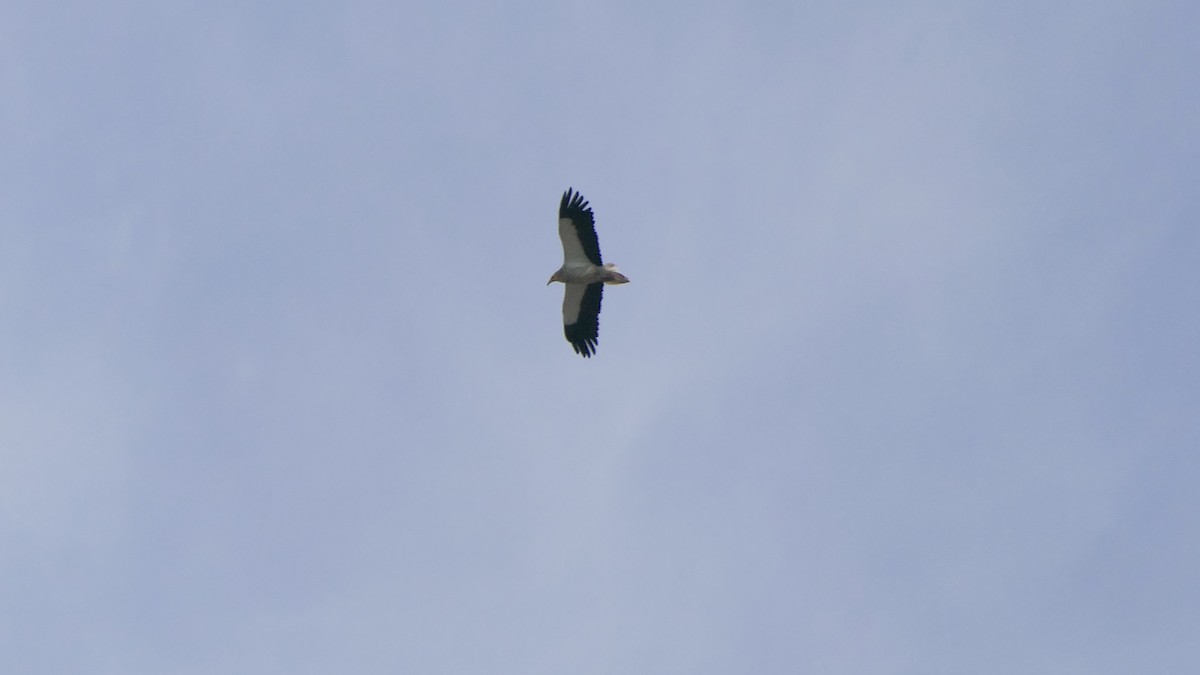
[602,264,630,285]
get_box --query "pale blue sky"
[2,2,1198,673]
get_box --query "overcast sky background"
[2,2,1198,673]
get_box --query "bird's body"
[547,188,628,357]
[549,262,629,285]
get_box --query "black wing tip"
[559,187,591,219]
[564,325,598,357]
[570,338,597,357]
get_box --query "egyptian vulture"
[547,188,629,357]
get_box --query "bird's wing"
[562,282,603,357]
[559,188,603,266]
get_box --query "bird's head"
[547,271,562,285]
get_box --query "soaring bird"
[547,188,629,357]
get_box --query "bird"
[547,188,629,357]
